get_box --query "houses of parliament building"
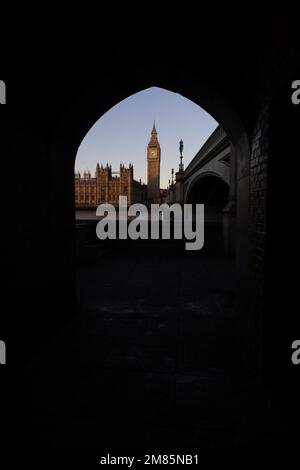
[75,124,162,207]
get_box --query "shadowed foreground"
[4,238,297,450]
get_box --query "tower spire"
[147,122,161,203]
[149,122,159,146]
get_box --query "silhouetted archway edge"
[52,82,250,157]
[48,80,252,365]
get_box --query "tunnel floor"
[7,244,292,450]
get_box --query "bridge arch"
[185,171,229,204]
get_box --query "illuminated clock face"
[150,150,156,157]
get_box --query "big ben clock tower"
[147,122,161,203]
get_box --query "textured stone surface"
[250,105,269,319]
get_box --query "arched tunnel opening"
[72,90,240,396]
[4,21,300,453]
[6,80,249,451]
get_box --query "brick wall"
[249,104,269,359]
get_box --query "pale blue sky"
[75,87,218,188]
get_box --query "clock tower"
[147,122,161,203]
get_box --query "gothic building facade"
[75,124,161,207]
[75,163,146,207]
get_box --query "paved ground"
[5,241,293,450]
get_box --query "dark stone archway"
[42,70,252,375]
[48,78,250,335]
[3,22,300,451]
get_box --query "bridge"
[172,126,234,255]
[183,126,230,202]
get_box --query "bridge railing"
[184,126,227,176]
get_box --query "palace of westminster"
[75,124,170,207]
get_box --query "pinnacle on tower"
[149,121,159,146]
